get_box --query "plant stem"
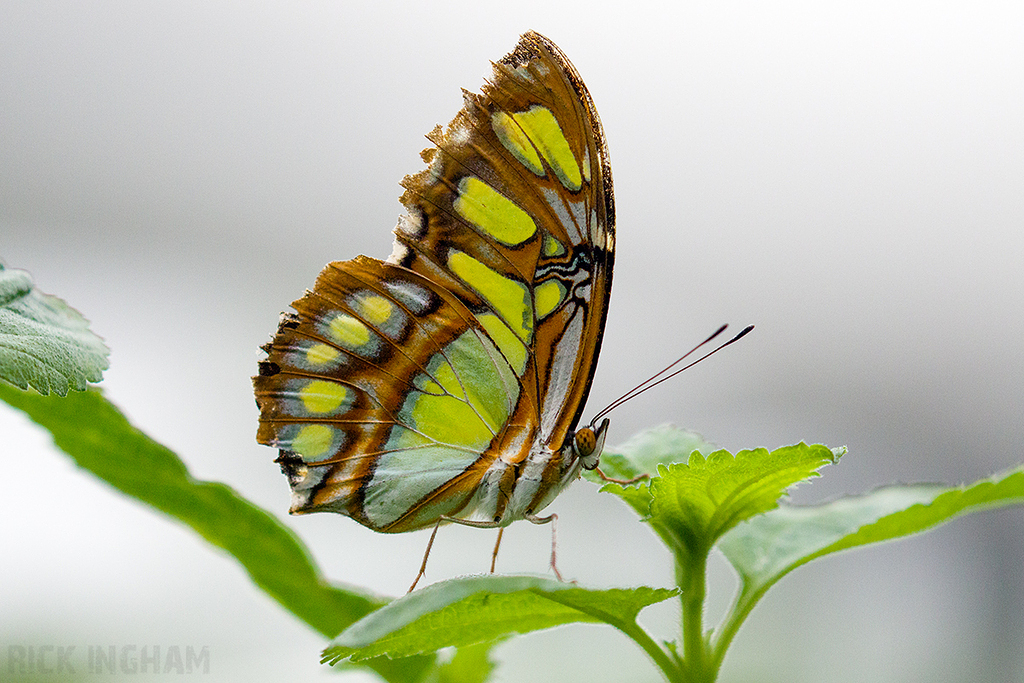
[614,620,685,682]
[680,550,709,682]
[707,581,766,676]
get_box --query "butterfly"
[253,31,614,585]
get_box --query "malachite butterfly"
[253,32,614,566]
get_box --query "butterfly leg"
[410,517,506,591]
[408,519,444,593]
[441,517,504,574]
[490,527,505,573]
[524,512,563,581]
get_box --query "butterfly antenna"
[591,323,728,421]
[590,324,754,424]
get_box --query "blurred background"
[2,1,1022,681]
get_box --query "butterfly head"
[572,417,609,471]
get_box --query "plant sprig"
[3,271,1024,682]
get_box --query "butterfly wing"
[391,30,615,453]
[254,31,614,532]
[255,257,525,531]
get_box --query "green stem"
[614,619,685,683]
[680,552,707,681]
[708,582,767,675]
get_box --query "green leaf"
[0,263,109,395]
[718,464,1024,616]
[601,479,656,521]
[0,384,381,638]
[647,443,841,560]
[323,575,678,663]
[587,424,717,483]
[332,644,498,683]
[586,424,719,523]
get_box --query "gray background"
[2,1,1022,681]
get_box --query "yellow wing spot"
[542,235,567,257]
[406,386,495,450]
[328,313,370,348]
[300,380,348,414]
[432,360,464,398]
[512,106,582,192]
[291,424,335,460]
[402,329,511,443]
[454,177,537,246]
[305,342,340,367]
[448,250,533,343]
[534,279,566,319]
[419,377,444,395]
[492,111,545,176]
[357,294,393,326]
[477,313,528,375]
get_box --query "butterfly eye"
[574,418,610,471]
[574,427,597,459]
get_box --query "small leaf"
[323,575,678,663]
[599,479,656,520]
[0,263,109,395]
[587,424,717,483]
[647,444,841,559]
[719,464,1024,613]
[586,425,719,522]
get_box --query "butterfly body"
[254,31,613,536]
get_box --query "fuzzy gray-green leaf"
[0,264,108,395]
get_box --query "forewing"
[390,31,615,453]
